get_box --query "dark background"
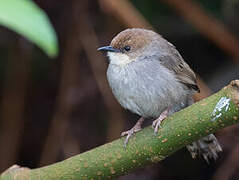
[0,0,239,179]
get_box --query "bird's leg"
[121,117,145,147]
[152,109,169,134]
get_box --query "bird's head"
[98,28,160,66]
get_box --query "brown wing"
[159,43,200,92]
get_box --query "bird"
[98,28,222,162]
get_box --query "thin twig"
[76,0,125,140]
[160,0,239,62]
[0,39,31,171]
[39,3,81,165]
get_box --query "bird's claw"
[121,126,141,148]
[152,109,169,134]
[152,119,162,135]
[152,120,161,134]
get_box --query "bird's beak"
[97,46,121,53]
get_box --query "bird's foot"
[152,109,169,134]
[121,117,144,147]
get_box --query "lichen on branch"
[1,80,239,180]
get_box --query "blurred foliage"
[130,0,223,37]
[131,0,223,20]
[0,0,58,57]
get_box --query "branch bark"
[1,80,239,180]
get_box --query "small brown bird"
[98,28,222,162]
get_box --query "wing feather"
[159,42,200,92]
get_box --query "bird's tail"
[186,134,222,163]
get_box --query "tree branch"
[1,80,239,180]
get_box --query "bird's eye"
[124,45,131,52]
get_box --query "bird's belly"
[107,62,189,119]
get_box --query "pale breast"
[107,59,191,118]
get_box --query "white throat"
[107,52,133,66]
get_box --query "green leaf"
[0,0,58,58]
